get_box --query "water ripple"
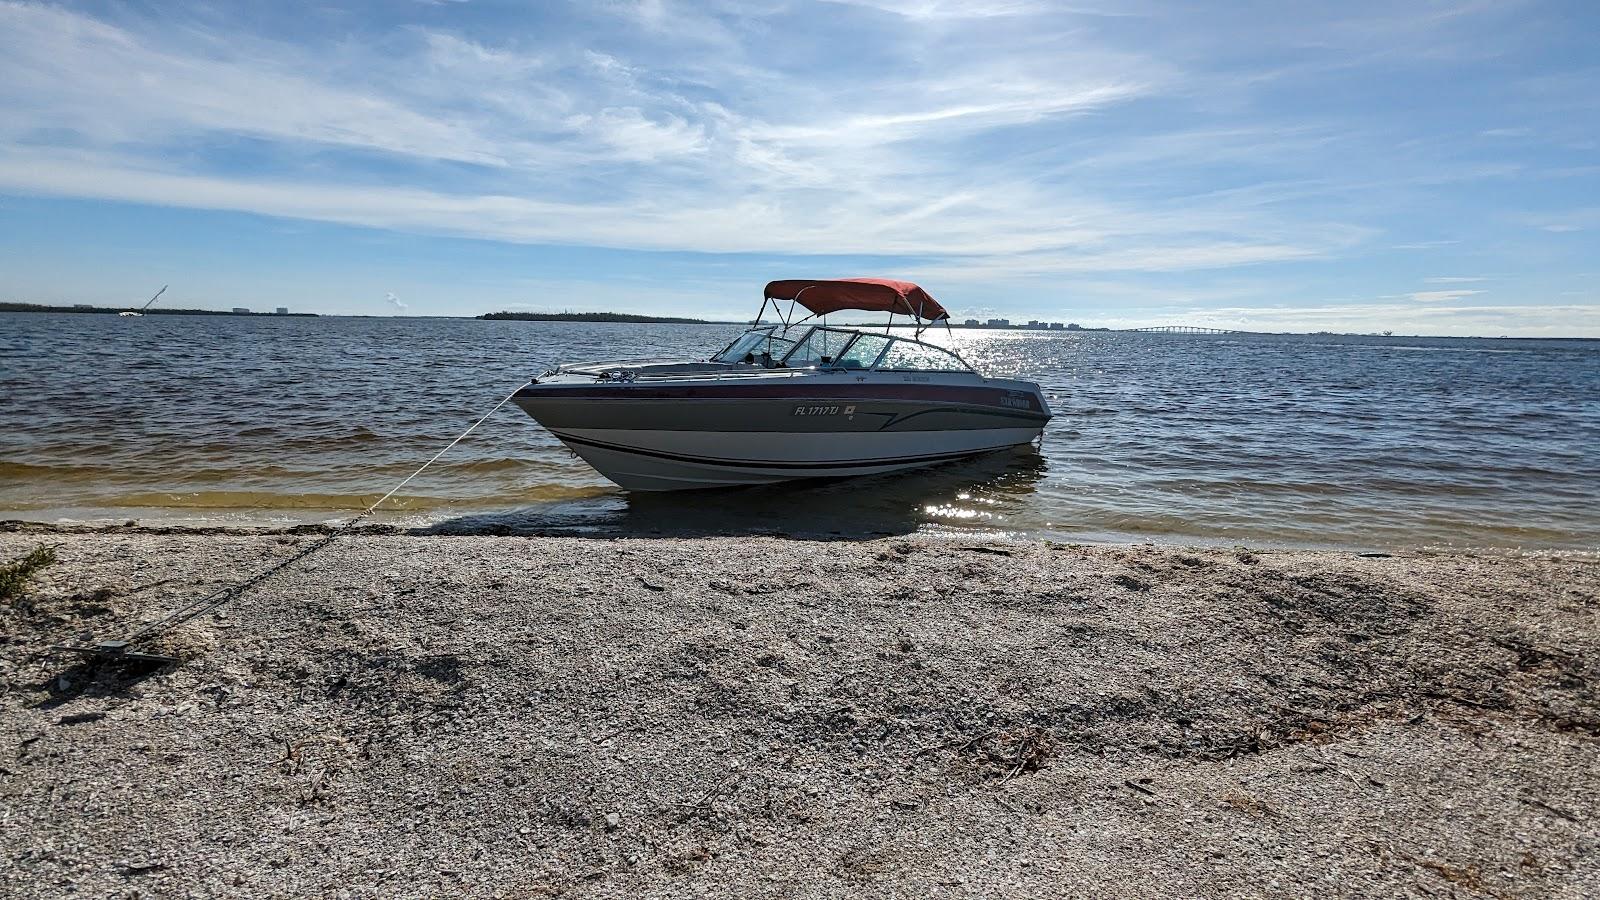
[2,314,1596,549]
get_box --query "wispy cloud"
[0,4,512,166]
[1407,289,1485,303]
[1517,207,1600,234]
[1126,302,1600,338]
[0,1,1319,269]
[825,0,1050,20]
[1529,211,1593,232]
[1392,240,1461,250]
[0,0,1594,332]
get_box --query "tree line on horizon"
[478,310,713,324]
[0,301,316,317]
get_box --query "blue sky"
[1,0,1596,334]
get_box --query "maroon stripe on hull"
[516,382,1048,413]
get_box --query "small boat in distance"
[119,285,167,317]
[512,278,1053,491]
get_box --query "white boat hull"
[549,426,1043,490]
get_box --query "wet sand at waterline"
[4,528,1596,898]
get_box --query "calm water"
[2,312,1596,549]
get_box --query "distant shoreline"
[0,302,317,317]
[5,305,1593,339]
[479,310,721,324]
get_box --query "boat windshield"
[835,333,891,369]
[716,325,974,373]
[876,339,969,371]
[712,329,796,364]
[780,328,856,367]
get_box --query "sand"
[1,527,1597,898]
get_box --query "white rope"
[120,382,528,643]
[356,384,525,519]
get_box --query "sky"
[0,0,1597,335]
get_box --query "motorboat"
[512,278,1053,490]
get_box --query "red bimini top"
[764,278,949,322]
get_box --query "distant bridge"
[1121,325,1256,335]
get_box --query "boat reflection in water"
[420,443,1048,539]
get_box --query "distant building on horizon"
[963,318,980,327]
[232,307,250,314]
[1049,322,1064,329]
[986,318,1010,327]
[1067,323,1083,330]
[275,307,289,315]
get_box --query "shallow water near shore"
[2,312,1597,549]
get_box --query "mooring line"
[58,382,529,659]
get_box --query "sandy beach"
[1,527,1596,898]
